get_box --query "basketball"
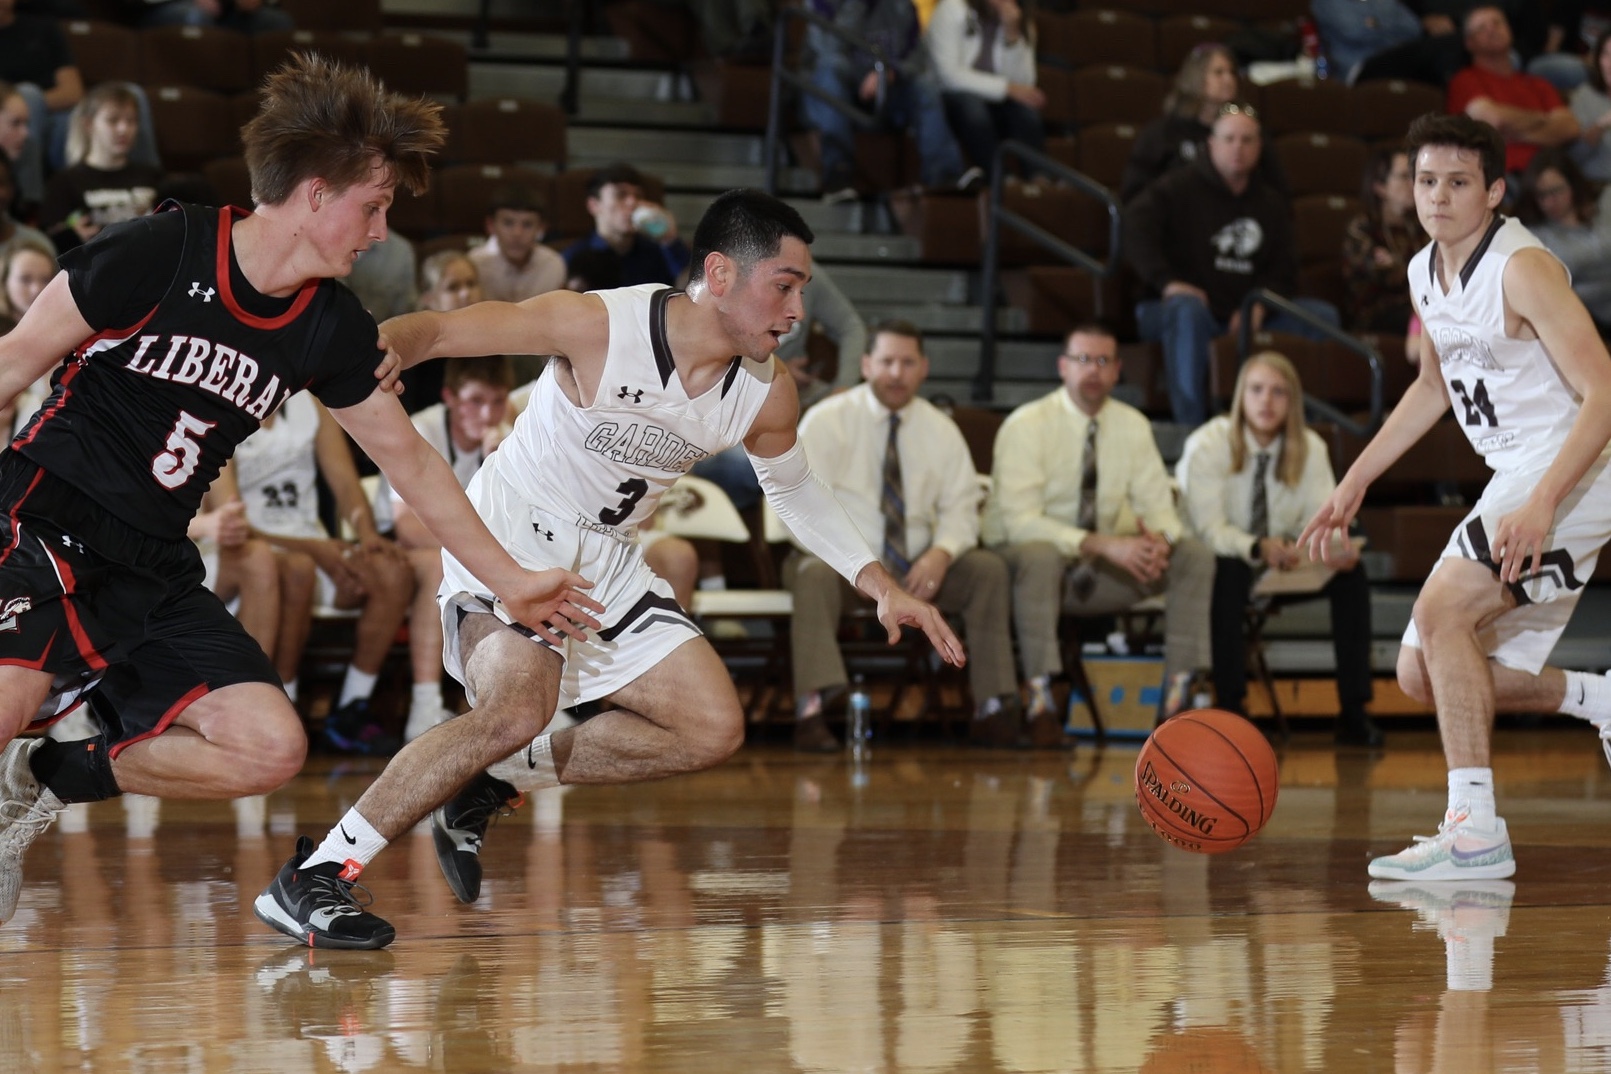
[1134,708,1279,853]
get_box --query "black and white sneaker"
[432,772,522,904]
[253,835,396,949]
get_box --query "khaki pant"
[783,548,1018,705]
[996,537,1214,684]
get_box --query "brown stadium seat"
[1043,10,1158,72]
[274,0,383,34]
[368,33,469,102]
[385,177,440,239]
[1070,64,1167,128]
[1154,14,1239,74]
[63,20,142,85]
[145,85,239,171]
[252,30,373,84]
[1293,193,1362,264]
[1254,78,1353,137]
[434,164,557,236]
[202,156,252,210]
[1274,132,1369,197]
[1347,79,1446,142]
[1077,121,1139,191]
[140,25,255,94]
[448,98,568,169]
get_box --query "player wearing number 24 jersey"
[0,54,604,934]
[1300,113,1611,885]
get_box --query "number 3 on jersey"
[152,410,217,489]
[599,477,648,526]
[1449,378,1498,428]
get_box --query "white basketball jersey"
[1409,216,1583,473]
[487,284,776,536]
[233,391,323,538]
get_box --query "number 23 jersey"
[1409,215,1593,474]
[11,202,380,540]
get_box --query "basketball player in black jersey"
[0,54,604,937]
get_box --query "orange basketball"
[1134,708,1279,853]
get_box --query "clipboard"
[1251,536,1366,597]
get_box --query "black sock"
[29,736,122,803]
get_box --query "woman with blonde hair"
[40,82,164,252]
[1177,351,1381,746]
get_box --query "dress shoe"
[1027,712,1073,750]
[1335,710,1385,748]
[969,698,1027,749]
[792,714,841,753]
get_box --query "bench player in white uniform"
[1300,113,1611,881]
[255,188,965,948]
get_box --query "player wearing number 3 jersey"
[0,54,603,935]
[1300,113,1611,884]
[255,188,968,949]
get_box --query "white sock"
[488,734,560,792]
[283,677,298,703]
[302,808,389,874]
[410,681,443,717]
[1448,767,1497,829]
[338,667,378,709]
[1560,670,1611,725]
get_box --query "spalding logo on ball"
[1134,708,1279,853]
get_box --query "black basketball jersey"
[12,202,381,539]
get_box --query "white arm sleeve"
[749,440,879,586]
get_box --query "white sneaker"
[403,705,453,744]
[0,738,66,925]
[1368,879,1515,990]
[1367,812,1515,880]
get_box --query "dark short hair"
[1516,147,1595,226]
[869,317,925,355]
[485,183,545,218]
[1405,112,1506,189]
[444,354,514,393]
[688,188,814,286]
[586,162,644,200]
[565,247,621,292]
[1066,320,1118,344]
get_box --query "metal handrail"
[559,0,583,116]
[763,5,911,194]
[1235,288,1384,435]
[974,140,1122,401]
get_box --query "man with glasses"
[1126,100,1336,427]
[983,322,1214,725]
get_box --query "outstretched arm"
[380,290,609,370]
[0,274,91,416]
[744,367,966,667]
[329,387,604,645]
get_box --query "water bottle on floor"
[848,676,871,763]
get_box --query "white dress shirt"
[469,238,567,302]
[982,389,1181,555]
[925,0,1037,102]
[795,384,981,561]
[1176,415,1337,562]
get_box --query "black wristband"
[1249,537,1262,561]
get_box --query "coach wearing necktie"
[983,321,1214,724]
[784,320,1027,751]
[1177,351,1380,746]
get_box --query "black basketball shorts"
[0,452,280,757]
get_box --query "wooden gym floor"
[5,727,1611,1073]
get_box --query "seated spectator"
[375,355,514,743]
[684,0,773,59]
[469,183,566,302]
[787,320,1033,750]
[1514,147,1611,329]
[1570,28,1611,181]
[139,0,294,33]
[925,0,1045,178]
[564,246,622,293]
[1342,146,1426,332]
[227,392,415,755]
[41,83,164,253]
[802,0,974,203]
[983,322,1215,724]
[399,249,483,415]
[1448,6,1579,177]
[0,80,35,212]
[1311,0,1423,85]
[0,233,53,321]
[561,163,690,286]
[1177,351,1381,747]
[1126,102,1336,426]
[344,232,418,322]
[1121,44,1285,203]
[190,494,280,684]
[1526,0,1610,92]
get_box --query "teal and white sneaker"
[1367,813,1515,880]
[1368,879,1515,991]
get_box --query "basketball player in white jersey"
[1301,113,1611,882]
[255,188,966,948]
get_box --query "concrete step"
[927,338,1052,381]
[857,303,1030,334]
[568,126,764,167]
[664,193,873,236]
[824,264,970,305]
[469,63,683,104]
[809,233,923,262]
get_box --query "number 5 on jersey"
[152,410,217,489]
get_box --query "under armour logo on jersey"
[617,386,644,403]
[188,282,215,302]
[1420,295,1429,306]
[0,596,30,633]
[533,523,554,542]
